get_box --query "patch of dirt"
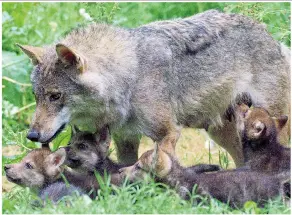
[109,128,235,168]
[2,145,22,156]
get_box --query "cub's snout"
[4,164,22,185]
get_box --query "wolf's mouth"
[44,123,66,144]
[6,175,22,184]
[66,158,81,168]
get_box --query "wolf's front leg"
[113,133,141,165]
[207,120,244,167]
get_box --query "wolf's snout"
[27,129,40,142]
[4,165,10,172]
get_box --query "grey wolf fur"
[120,145,290,208]
[18,9,290,166]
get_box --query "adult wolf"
[19,10,290,166]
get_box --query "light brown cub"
[4,148,84,203]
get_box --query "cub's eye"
[135,163,142,170]
[49,93,61,102]
[241,109,248,119]
[25,162,33,169]
[78,143,87,150]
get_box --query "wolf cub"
[67,126,222,180]
[120,145,289,207]
[4,148,84,204]
[235,104,290,173]
[66,126,126,186]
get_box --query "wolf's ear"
[16,44,44,65]
[273,115,288,131]
[56,44,87,73]
[94,126,110,146]
[45,147,67,168]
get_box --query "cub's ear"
[236,104,251,119]
[16,43,44,65]
[94,126,110,146]
[152,144,172,177]
[94,126,111,159]
[273,115,288,131]
[45,147,67,168]
[71,125,81,135]
[56,44,87,73]
[152,143,168,166]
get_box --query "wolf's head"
[4,148,66,189]
[119,144,172,182]
[236,104,288,143]
[18,25,137,144]
[65,126,111,172]
[17,43,92,143]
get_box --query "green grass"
[2,2,291,214]
[3,179,290,214]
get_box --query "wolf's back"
[141,10,265,55]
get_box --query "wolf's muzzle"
[43,123,66,144]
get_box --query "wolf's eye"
[49,93,61,102]
[78,143,87,150]
[25,162,33,169]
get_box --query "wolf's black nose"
[4,165,10,172]
[27,130,40,141]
